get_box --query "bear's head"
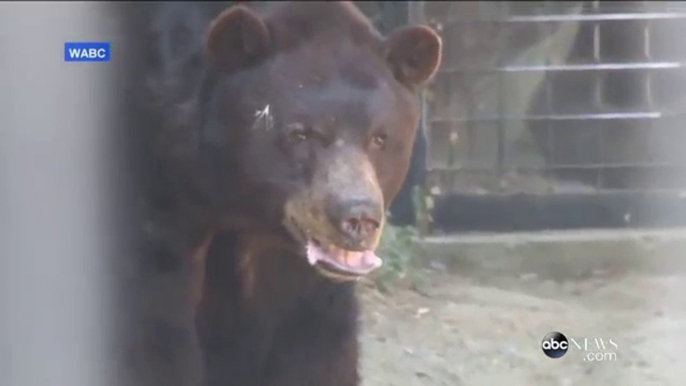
[199,1,441,281]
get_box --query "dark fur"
[197,231,361,385]
[113,3,219,385]
[131,2,441,385]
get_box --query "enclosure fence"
[415,1,686,232]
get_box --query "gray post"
[0,2,118,385]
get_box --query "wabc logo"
[541,331,568,358]
[64,42,110,62]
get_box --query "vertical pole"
[408,1,432,236]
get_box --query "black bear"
[133,1,441,385]
[191,2,442,385]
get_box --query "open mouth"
[305,237,382,280]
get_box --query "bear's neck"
[196,230,361,385]
[200,230,359,331]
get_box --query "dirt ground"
[358,267,685,386]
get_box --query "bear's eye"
[287,123,310,143]
[371,132,387,149]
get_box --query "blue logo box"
[64,42,111,62]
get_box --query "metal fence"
[413,1,686,232]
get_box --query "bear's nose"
[330,198,383,247]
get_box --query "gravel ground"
[358,268,685,386]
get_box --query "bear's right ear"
[205,6,271,73]
[382,25,442,90]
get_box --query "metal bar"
[593,2,601,61]
[430,111,675,124]
[644,21,653,60]
[445,12,686,24]
[408,0,433,201]
[542,12,556,168]
[429,188,686,196]
[430,190,686,232]
[595,72,605,189]
[428,163,686,172]
[438,61,684,74]
[593,10,605,189]
[494,1,509,190]
[425,0,686,231]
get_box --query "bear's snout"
[327,196,383,250]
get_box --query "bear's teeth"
[306,240,383,272]
[363,251,383,269]
[305,242,321,265]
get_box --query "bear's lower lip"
[305,238,382,277]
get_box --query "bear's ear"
[383,25,442,90]
[205,5,271,73]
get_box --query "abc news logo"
[542,331,619,359]
[541,331,569,358]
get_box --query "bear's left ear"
[205,5,272,74]
[383,25,442,90]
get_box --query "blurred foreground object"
[0,2,118,385]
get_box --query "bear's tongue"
[306,240,382,275]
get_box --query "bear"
[187,2,442,385]
[128,1,441,385]
[110,3,229,385]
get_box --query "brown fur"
[190,232,215,315]
[148,2,443,385]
